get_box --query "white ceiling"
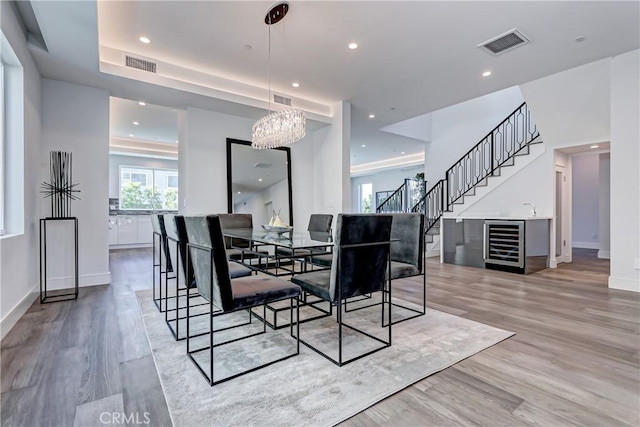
[109,97,178,143]
[27,1,640,167]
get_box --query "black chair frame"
[164,234,236,341]
[186,242,300,386]
[294,240,392,367]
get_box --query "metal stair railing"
[412,102,540,233]
[376,178,425,213]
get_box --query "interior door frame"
[554,164,572,264]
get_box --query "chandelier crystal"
[252,108,306,149]
[251,1,306,149]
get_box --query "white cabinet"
[117,216,138,244]
[109,214,157,247]
[137,216,153,244]
[108,216,119,245]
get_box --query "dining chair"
[184,214,301,385]
[312,213,426,325]
[151,214,172,312]
[290,214,393,366]
[276,214,333,271]
[163,214,253,340]
[218,213,268,263]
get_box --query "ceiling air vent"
[273,94,292,106]
[478,29,530,55]
[125,55,157,73]
[253,162,272,169]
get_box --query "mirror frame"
[226,138,294,226]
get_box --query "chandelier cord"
[267,16,272,115]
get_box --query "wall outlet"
[634,258,640,270]
[591,233,598,239]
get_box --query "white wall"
[452,147,553,218]
[40,79,111,289]
[572,154,600,249]
[311,101,351,217]
[609,49,640,292]
[350,165,424,213]
[425,86,524,185]
[179,107,325,229]
[598,153,610,259]
[108,154,178,199]
[520,58,611,149]
[180,107,253,215]
[0,1,42,336]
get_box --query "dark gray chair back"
[308,214,333,233]
[218,213,253,249]
[151,214,172,271]
[164,214,196,288]
[329,214,392,301]
[184,216,234,311]
[390,213,425,272]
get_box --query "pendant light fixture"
[251,1,306,149]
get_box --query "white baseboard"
[573,241,600,250]
[110,243,152,250]
[597,250,610,259]
[609,276,640,293]
[1,287,38,341]
[44,272,111,291]
[549,258,558,268]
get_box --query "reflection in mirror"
[226,138,293,227]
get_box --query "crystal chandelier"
[251,1,306,150]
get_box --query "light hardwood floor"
[1,248,638,426]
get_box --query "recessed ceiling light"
[139,36,151,44]
[292,82,300,88]
[175,140,179,143]
[401,151,405,154]
[361,144,366,148]
[348,42,358,50]
[138,101,146,106]
[237,191,242,194]
[129,134,135,137]
[258,178,263,182]
[368,114,375,119]
[590,145,600,149]
[133,121,139,125]
[482,71,492,77]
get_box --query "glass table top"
[223,228,333,249]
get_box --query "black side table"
[39,217,79,303]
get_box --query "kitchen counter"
[442,217,551,274]
[442,215,552,220]
[109,210,177,216]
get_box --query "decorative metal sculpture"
[40,151,81,218]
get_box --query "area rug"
[137,290,513,427]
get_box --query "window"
[119,166,178,210]
[0,31,24,236]
[359,183,373,213]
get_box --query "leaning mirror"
[226,138,293,227]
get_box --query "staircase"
[412,102,541,243]
[376,178,426,214]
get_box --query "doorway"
[555,165,571,264]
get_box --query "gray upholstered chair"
[184,215,301,385]
[290,214,393,366]
[151,214,172,312]
[217,213,268,262]
[310,213,426,325]
[276,214,333,270]
[163,214,253,340]
[384,213,426,324]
